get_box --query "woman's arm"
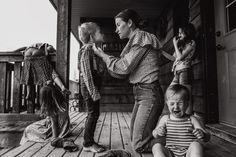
[93,44,150,75]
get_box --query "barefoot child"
[152,84,210,157]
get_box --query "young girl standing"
[171,23,196,114]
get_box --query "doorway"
[214,0,236,127]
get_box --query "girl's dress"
[20,84,70,145]
[171,40,196,85]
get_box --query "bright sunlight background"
[0,0,79,81]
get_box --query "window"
[225,0,236,32]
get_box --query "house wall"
[158,0,206,119]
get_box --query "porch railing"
[0,51,55,114]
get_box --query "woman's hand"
[92,44,105,57]
[152,126,166,138]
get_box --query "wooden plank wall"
[158,0,206,118]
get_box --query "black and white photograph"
[0,0,236,156]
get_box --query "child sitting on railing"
[15,43,70,100]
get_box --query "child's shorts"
[172,68,193,85]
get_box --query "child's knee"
[188,141,203,152]
[152,143,169,157]
[152,143,164,151]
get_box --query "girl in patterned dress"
[171,23,196,115]
[152,84,210,157]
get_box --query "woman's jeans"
[131,80,164,153]
[80,80,100,147]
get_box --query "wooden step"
[100,103,133,112]
[100,86,133,94]
[205,135,236,157]
[100,94,134,104]
[0,113,41,121]
[206,123,236,145]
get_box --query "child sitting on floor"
[152,84,210,157]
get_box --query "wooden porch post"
[0,63,7,113]
[200,0,219,123]
[56,0,71,87]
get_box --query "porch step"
[206,123,236,145]
[100,103,133,112]
[0,120,36,148]
[100,86,133,94]
[205,135,236,157]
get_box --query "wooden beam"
[56,0,71,87]
[0,63,7,113]
[12,62,22,113]
[200,0,219,123]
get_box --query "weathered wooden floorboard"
[121,112,153,157]
[63,113,90,157]
[94,112,111,157]
[111,112,123,150]
[17,142,47,157]
[1,141,35,157]
[45,112,87,157]
[78,112,106,157]
[0,147,14,156]
[118,112,142,157]
[2,112,236,157]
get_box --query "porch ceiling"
[50,0,171,41]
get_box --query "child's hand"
[153,126,166,138]
[192,128,205,139]
[173,36,179,46]
[61,87,71,95]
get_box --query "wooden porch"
[0,111,236,157]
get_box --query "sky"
[0,0,80,81]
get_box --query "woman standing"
[93,9,164,153]
[78,22,106,153]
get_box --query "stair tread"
[206,123,236,145]
[206,123,236,137]
[205,135,236,157]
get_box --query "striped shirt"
[166,117,197,157]
[102,29,162,84]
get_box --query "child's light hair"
[78,22,100,44]
[165,84,190,101]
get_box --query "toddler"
[152,84,210,157]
